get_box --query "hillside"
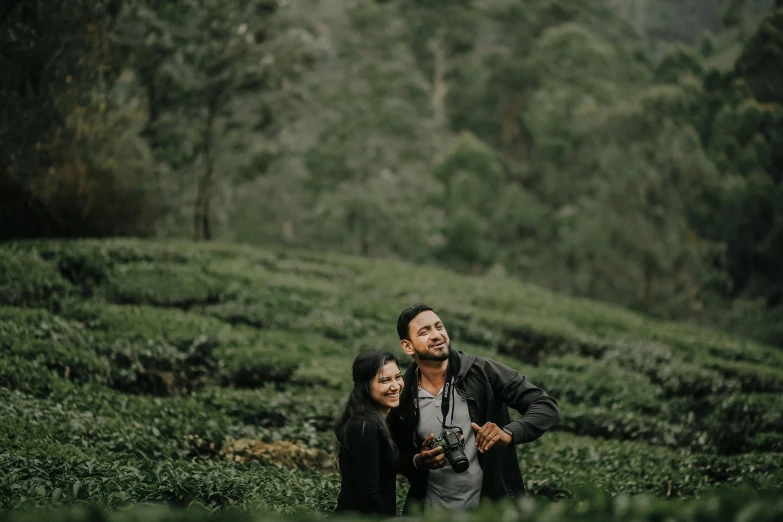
[1,239,782,516]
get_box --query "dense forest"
[1,0,782,345]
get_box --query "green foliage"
[0,452,340,513]
[1,238,782,518]
[703,393,783,454]
[3,0,783,348]
[106,264,228,308]
[528,357,663,415]
[3,488,783,522]
[0,250,74,310]
[655,46,704,83]
[216,344,300,388]
[525,432,783,499]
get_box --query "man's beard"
[415,340,451,361]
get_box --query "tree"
[0,0,164,239]
[395,0,479,124]
[118,0,314,240]
[701,6,783,324]
[302,0,443,257]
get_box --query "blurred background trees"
[2,0,781,345]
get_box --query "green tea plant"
[1,238,781,518]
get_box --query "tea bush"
[0,250,74,309]
[1,238,782,518]
[701,357,783,393]
[0,386,230,460]
[215,345,301,388]
[523,432,783,498]
[526,357,664,415]
[554,403,692,447]
[0,308,112,389]
[106,264,229,308]
[0,452,340,513]
[702,393,783,454]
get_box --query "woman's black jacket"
[334,419,398,516]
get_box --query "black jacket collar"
[394,349,469,424]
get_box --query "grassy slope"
[1,239,782,514]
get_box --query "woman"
[334,349,404,516]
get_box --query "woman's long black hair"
[334,349,401,468]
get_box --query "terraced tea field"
[1,239,782,519]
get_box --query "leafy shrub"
[603,342,741,399]
[1,385,232,460]
[3,489,783,521]
[554,403,692,448]
[0,307,217,396]
[61,304,240,350]
[0,250,74,309]
[95,337,209,396]
[202,288,315,330]
[702,393,783,454]
[106,264,228,308]
[532,356,663,415]
[0,452,340,513]
[102,240,195,264]
[216,385,345,451]
[701,357,783,393]
[290,355,354,389]
[445,306,610,363]
[197,387,287,427]
[749,432,783,453]
[524,432,783,499]
[0,356,69,397]
[34,242,114,296]
[0,308,112,388]
[216,345,301,388]
[3,238,783,518]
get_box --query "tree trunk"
[642,263,654,312]
[194,92,220,241]
[141,72,159,143]
[359,216,370,257]
[501,91,522,165]
[501,89,534,167]
[429,28,448,124]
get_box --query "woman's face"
[370,361,404,414]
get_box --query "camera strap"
[413,357,457,430]
[440,361,455,429]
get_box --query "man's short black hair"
[397,303,435,340]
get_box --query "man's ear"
[400,339,415,357]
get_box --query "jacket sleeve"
[343,421,386,514]
[485,359,560,445]
[389,414,426,481]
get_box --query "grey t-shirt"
[417,378,483,510]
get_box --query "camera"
[425,426,469,473]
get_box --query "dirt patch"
[221,438,335,471]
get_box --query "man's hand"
[415,433,447,470]
[471,422,512,453]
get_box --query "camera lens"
[447,449,469,473]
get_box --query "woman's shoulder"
[343,417,385,445]
[344,417,381,435]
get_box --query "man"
[389,303,559,513]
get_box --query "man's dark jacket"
[389,350,560,513]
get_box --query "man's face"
[402,310,451,362]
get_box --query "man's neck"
[417,359,448,395]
